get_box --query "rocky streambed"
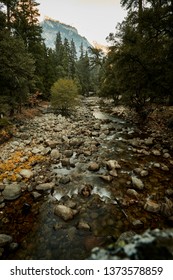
[0,96,173,259]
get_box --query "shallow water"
[1,98,173,260]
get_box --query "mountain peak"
[41,17,92,56]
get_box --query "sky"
[37,0,127,46]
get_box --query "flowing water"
[1,98,173,260]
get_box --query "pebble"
[131,176,144,190]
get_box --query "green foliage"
[0,28,35,114]
[50,78,79,115]
[99,0,173,115]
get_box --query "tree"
[0,29,35,115]
[50,78,79,115]
[76,52,91,95]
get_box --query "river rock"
[106,160,121,170]
[19,169,33,179]
[50,149,61,159]
[144,199,160,213]
[144,137,154,146]
[127,189,139,198]
[0,234,13,247]
[163,153,171,159]
[54,204,78,221]
[131,176,144,190]
[77,220,90,230]
[2,184,22,200]
[99,175,113,182]
[132,219,144,229]
[140,170,149,177]
[36,182,55,191]
[152,149,161,156]
[109,169,118,177]
[88,162,100,171]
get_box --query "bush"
[50,78,79,116]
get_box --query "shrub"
[50,78,79,115]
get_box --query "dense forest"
[0,0,102,119]
[0,0,173,122]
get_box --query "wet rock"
[152,149,161,156]
[31,191,42,199]
[99,175,113,182]
[144,137,154,146]
[50,149,61,159]
[54,204,78,221]
[106,160,121,170]
[32,147,41,154]
[0,234,13,247]
[2,184,22,200]
[45,140,58,149]
[61,158,70,167]
[109,169,118,177]
[64,150,73,158]
[59,175,71,184]
[165,189,173,196]
[41,147,51,155]
[19,169,33,179]
[161,164,169,171]
[77,220,90,230]
[140,170,149,177]
[144,199,160,213]
[36,182,55,191]
[89,228,173,260]
[127,189,139,198]
[153,163,161,168]
[160,198,173,217]
[131,176,144,190]
[88,162,100,171]
[131,219,144,229]
[163,153,171,159]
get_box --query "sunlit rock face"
[41,17,92,57]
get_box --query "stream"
[1,97,173,260]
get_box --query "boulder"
[127,189,139,198]
[131,176,144,190]
[36,182,55,191]
[106,160,121,170]
[50,149,61,159]
[19,169,33,179]
[2,184,22,200]
[54,205,78,221]
[88,162,100,172]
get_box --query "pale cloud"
[38,0,126,45]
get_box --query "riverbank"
[0,96,173,259]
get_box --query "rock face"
[41,17,92,57]
[2,184,21,200]
[89,228,173,260]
